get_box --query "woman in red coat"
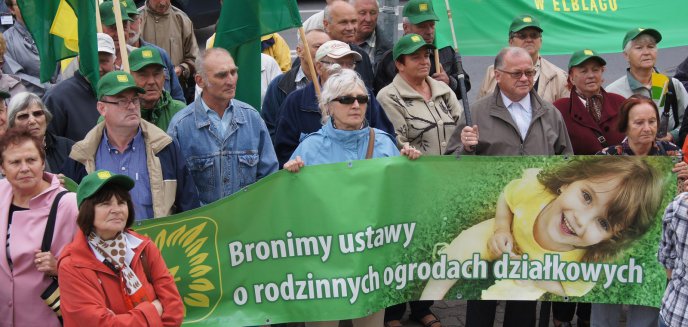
[554,49,626,155]
[58,170,183,327]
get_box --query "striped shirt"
[659,193,688,326]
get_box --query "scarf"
[575,88,604,122]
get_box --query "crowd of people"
[0,0,688,326]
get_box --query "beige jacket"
[69,120,177,217]
[377,75,464,155]
[140,4,199,75]
[477,57,568,104]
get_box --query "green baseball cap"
[622,27,662,50]
[509,14,543,33]
[97,71,145,100]
[568,49,606,69]
[100,1,133,26]
[393,33,436,61]
[76,170,134,207]
[121,0,139,17]
[402,0,439,24]
[129,46,164,71]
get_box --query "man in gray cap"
[44,33,117,142]
[374,0,471,100]
[477,14,568,103]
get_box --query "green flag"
[214,0,302,109]
[433,0,688,55]
[18,0,99,85]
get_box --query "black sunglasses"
[332,95,369,105]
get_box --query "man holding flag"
[374,0,470,100]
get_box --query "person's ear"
[195,73,205,89]
[96,101,107,116]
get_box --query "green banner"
[433,0,688,56]
[135,156,675,325]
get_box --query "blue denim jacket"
[168,98,278,204]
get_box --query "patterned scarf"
[88,232,149,308]
[575,89,604,122]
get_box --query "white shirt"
[500,92,532,140]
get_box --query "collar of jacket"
[61,230,150,275]
[491,85,548,122]
[539,58,560,85]
[391,74,452,100]
[69,120,173,166]
[277,66,301,95]
[192,97,248,129]
[295,82,320,113]
[322,118,371,147]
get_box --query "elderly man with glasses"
[477,15,568,103]
[63,71,199,220]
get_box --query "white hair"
[318,69,367,124]
[623,33,657,54]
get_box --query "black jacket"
[43,71,98,142]
[45,132,74,174]
[374,46,471,99]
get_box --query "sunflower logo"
[138,217,222,323]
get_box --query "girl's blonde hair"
[538,156,665,262]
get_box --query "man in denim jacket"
[168,48,278,205]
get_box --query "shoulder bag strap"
[41,191,69,252]
[365,128,375,159]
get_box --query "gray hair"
[348,0,380,7]
[195,47,232,80]
[8,92,52,128]
[297,28,328,47]
[623,33,657,54]
[494,47,531,70]
[318,69,367,124]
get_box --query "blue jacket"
[291,119,399,165]
[274,81,396,167]
[62,120,200,218]
[167,98,278,205]
[141,39,185,103]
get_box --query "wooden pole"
[298,27,320,97]
[111,1,129,72]
[434,48,441,72]
[95,0,102,33]
[442,0,471,127]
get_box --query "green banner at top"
[433,0,688,56]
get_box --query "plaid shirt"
[659,193,688,326]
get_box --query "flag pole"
[442,0,471,127]
[433,49,441,72]
[95,0,102,33]
[298,27,320,97]
[111,1,129,72]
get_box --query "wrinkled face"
[132,65,165,107]
[0,100,7,137]
[325,3,358,43]
[495,52,534,101]
[396,47,431,81]
[508,27,542,58]
[329,85,368,130]
[297,31,331,64]
[102,23,130,46]
[0,140,44,194]
[626,103,658,146]
[624,38,657,70]
[570,60,605,97]
[405,21,435,44]
[127,14,142,45]
[93,194,129,240]
[354,0,379,39]
[197,52,238,105]
[98,89,142,130]
[147,0,170,14]
[13,103,47,138]
[99,52,116,78]
[536,175,620,252]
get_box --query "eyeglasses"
[512,31,541,40]
[321,60,356,69]
[16,110,45,121]
[101,97,141,108]
[496,69,536,79]
[332,95,369,104]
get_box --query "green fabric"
[403,0,439,24]
[129,46,165,71]
[509,14,543,33]
[214,0,301,110]
[18,0,99,85]
[568,48,606,69]
[393,33,435,60]
[97,71,144,99]
[77,170,133,206]
[140,91,185,132]
[99,1,132,26]
[133,156,674,325]
[622,27,662,50]
[432,0,688,55]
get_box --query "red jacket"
[554,88,626,155]
[58,230,184,327]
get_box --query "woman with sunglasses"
[7,92,74,173]
[377,34,463,156]
[284,69,421,173]
[283,68,420,326]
